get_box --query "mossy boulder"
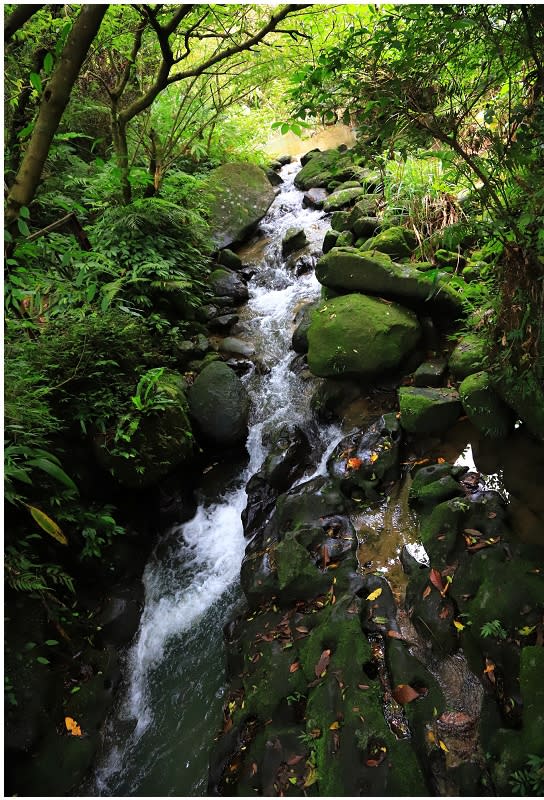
[434,248,467,269]
[459,371,514,438]
[323,186,367,212]
[94,370,194,488]
[307,293,421,379]
[294,148,359,191]
[188,361,249,447]
[282,227,308,257]
[352,215,380,239]
[413,358,447,387]
[330,211,350,232]
[360,225,416,259]
[448,334,487,378]
[347,196,381,226]
[493,377,544,443]
[209,267,249,305]
[315,247,464,315]
[322,229,339,253]
[398,386,462,435]
[207,163,275,248]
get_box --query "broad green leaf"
[36,656,50,665]
[27,505,68,545]
[43,52,54,75]
[29,72,42,93]
[28,458,79,494]
[19,206,30,220]
[45,640,59,646]
[17,218,30,237]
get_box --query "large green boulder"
[94,370,194,488]
[294,148,359,191]
[448,334,487,378]
[323,186,367,212]
[360,225,416,259]
[207,163,275,249]
[459,371,514,438]
[398,386,462,435]
[493,377,544,443]
[315,247,464,315]
[307,294,421,378]
[188,360,250,447]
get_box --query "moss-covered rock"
[307,293,421,379]
[294,148,360,191]
[360,225,416,259]
[434,248,467,269]
[493,376,544,444]
[315,247,464,315]
[282,227,308,257]
[352,215,380,239]
[448,334,487,378]
[323,186,367,212]
[335,230,354,247]
[322,229,339,253]
[209,267,249,305]
[207,163,275,248]
[459,371,514,438]
[398,386,462,435]
[413,358,447,387]
[94,370,194,488]
[347,197,381,227]
[188,361,249,447]
[330,211,350,232]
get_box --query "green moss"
[207,163,275,248]
[448,334,487,378]
[323,187,368,212]
[294,149,360,191]
[307,293,421,379]
[360,225,415,259]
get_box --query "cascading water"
[87,162,341,797]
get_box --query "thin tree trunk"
[5,4,108,223]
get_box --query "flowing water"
[87,162,340,797]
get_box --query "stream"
[87,162,341,796]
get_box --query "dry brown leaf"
[387,629,404,640]
[393,684,421,704]
[422,585,432,599]
[289,661,300,673]
[429,568,444,592]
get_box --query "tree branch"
[4,4,44,44]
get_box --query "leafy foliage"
[509,754,544,796]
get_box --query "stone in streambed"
[218,248,243,271]
[323,186,367,212]
[303,187,328,209]
[459,370,514,438]
[282,227,308,257]
[359,225,416,259]
[188,361,249,447]
[315,247,464,315]
[209,267,249,305]
[207,163,275,249]
[307,293,421,379]
[448,333,487,378]
[294,148,360,191]
[398,386,462,436]
[413,358,447,387]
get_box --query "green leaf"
[281,123,290,135]
[19,206,30,220]
[17,218,30,237]
[43,52,54,75]
[27,458,79,494]
[45,640,59,646]
[70,686,81,694]
[18,122,34,139]
[29,72,42,93]
[36,657,50,665]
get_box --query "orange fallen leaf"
[329,721,341,730]
[64,716,82,737]
[387,630,403,640]
[484,658,496,684]
[347,457,363,470]
[366,758,380,767]
[289,661,300,673]
[393,684,421,704]
[322,544,330,569]
[315,649,331,678]
[429,568,444,592]
[422,585,432,599]
[437,457,446,464]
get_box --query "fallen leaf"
[289,661,300,673]
[288,776,298,785]
[453,619,465,631]
[439,606,451,619]
[484,658,496,684]
[387,630,403,640]
[370,452,379,463]
[287,755,304,766]
[422,585,432,599]
[464,528,483,537]
[322,544,330,569]
[347,457,363,470]
[315,648,331,678]
[250,762,258,775]
[64,716,82,736]
[329,720,340,730]
[429,568,444,592]
[295,626,309,634]
[393,684,421,704]
[309,728,321,739]
[366,758,380,767]
[437,457,446,464]
[438,739,449,752]
[303,766,318,788]
[366,587,382,601]
[358,684,370,690]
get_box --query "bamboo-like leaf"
[27,505,68,545]
[28,458,79,494]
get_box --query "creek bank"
[209,145,544,797]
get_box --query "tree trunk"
[111,113,132,205]
[5,4,108,223]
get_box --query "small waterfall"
[89,162,341,796]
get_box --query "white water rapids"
[88,162,341,796]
